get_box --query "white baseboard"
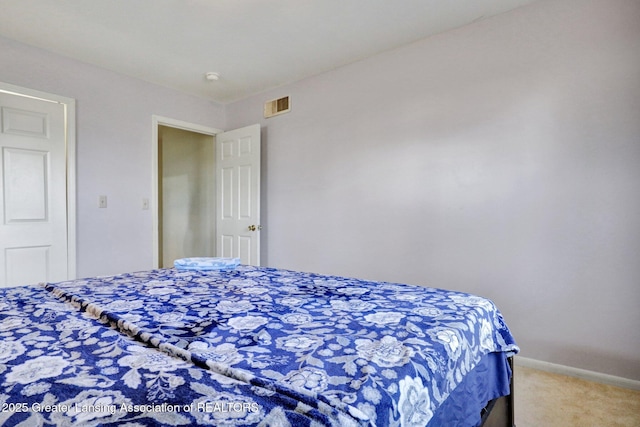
[514,356,640,391]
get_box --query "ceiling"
[0,0,537,104]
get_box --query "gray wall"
[0,36,225,277]
[226,0,640,380]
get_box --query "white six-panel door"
[0,90,69,288]
[215,124,261,266]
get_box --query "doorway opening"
[158,126,215,267]
[152,116,221,268]
[152,118,262,268]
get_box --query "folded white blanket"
[173,257,241,271]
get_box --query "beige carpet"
[514,365,640,427]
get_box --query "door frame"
[151,115,222,268]
[0,81,77,280]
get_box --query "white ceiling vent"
[264,96,290,118]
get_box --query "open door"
[215,124,261,266]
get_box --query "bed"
[1,264,518,426]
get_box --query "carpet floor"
[514,365,640,427]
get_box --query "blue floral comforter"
[2,265,518,426]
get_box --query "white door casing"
[0,84,76,288]
[216,124,261,266]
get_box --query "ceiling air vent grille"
[264,96,290,118]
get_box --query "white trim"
[515,356,640,391]
[0,82,77,281]
[153,115,222,136]
[65,97,77,280]
[151,116,222,268]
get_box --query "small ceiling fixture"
[205,72,220,81]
